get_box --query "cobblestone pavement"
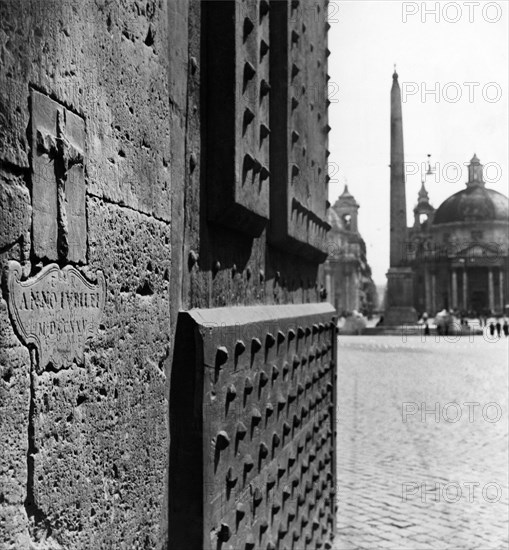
[333,335,509,550]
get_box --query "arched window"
[343,213,352,230]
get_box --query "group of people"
[488,319,509,337]
[419,310,509,337]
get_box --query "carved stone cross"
[31,90,86,263]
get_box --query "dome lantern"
[466,153,485,188]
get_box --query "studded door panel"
[169,303,337,550]
[269,0,331,261]
[205,0,271,237]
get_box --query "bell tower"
[333,184,359,233]
[413,180,435,228]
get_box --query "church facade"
[325,186,377,316]
[406,155,509,317]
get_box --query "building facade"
[407,155,509,317]
[325,186,377,316]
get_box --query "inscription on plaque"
[6,261,106,369]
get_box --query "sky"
[327,0,509,286]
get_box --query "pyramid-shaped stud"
[243,17,254,39]
[243,108,255,129]
[260,39,269,60]
[216,430,230,451]
[271,365,279,380]
[235,339,246,356]
[243,61,256,83]
[226,384,237,402]
[226,467,238,487]
[244,376,253,395]
[259,0,270,19]
[251,337,262,353]
[236,503,246,522]
[243,153,255,173]
[259,442,269,458]
[216,346,228,366]
[218,523,231,542]
[259,371,269,387]
[251,407,262,425]
[260,79,271,97]
[266,332,276,348]
[260,123,270,141]
[253,487,263,506]
[236,421,247,439]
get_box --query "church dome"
[433,185,509,225]
[433,154,509,225]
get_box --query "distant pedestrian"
[424,323,430,336]
[489,322,495,336]
[503,321,509,337]
[495,320,501,337]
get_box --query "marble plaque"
[7,261,106,369]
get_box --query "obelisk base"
[385,267,417,325]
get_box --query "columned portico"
[462,268,468,310]
[431,271,436,313]
[488,268,495,313]
[451,269,458,309]
[499,269,505,312]
[424,266,432,312]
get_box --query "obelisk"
[385,69,417,325]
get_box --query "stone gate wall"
[0,1,334,548]
[1,1,174,547]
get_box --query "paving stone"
[335,335,509,550]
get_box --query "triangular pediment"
[455,242,500,259]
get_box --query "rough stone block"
[0,295,30,549]
[0,172,31,252]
